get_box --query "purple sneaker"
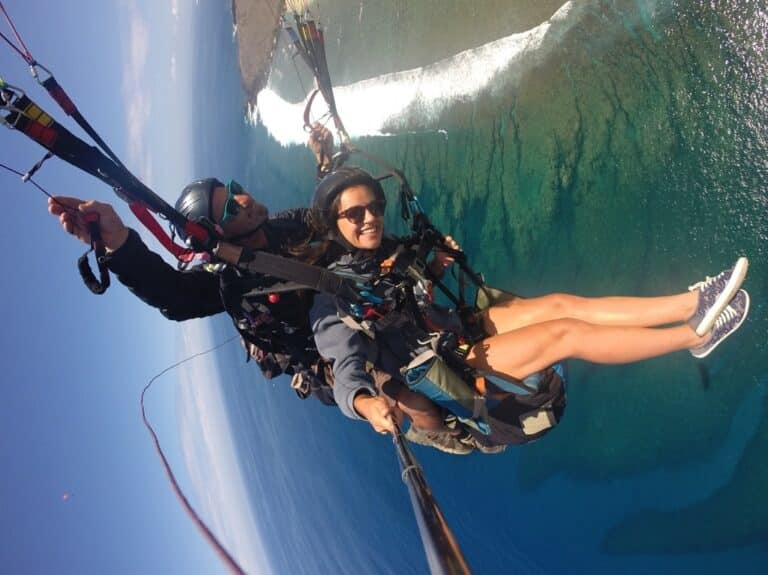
[688,257,749,336]
[690,289,750,359]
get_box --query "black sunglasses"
[336,200,386,224]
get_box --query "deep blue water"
[187,1,768,573]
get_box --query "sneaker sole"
[692,290,750,359]
[405,428,474,454]
[696,256,749,336]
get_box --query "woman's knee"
[468,319,585,377]
[542,293,585,318]
[484,293,575,334]
[545,318,587,355]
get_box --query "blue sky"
[0,1,235,573]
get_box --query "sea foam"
[252,1,583,146]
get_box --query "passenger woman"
[307,167,750,446]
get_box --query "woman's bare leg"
[467,318,706,380]
[482,292,699,336]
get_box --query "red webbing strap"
[41,76,76,115]
[38,75,127,170]
[129,202,200,263]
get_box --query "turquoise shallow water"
[193,1,767,572]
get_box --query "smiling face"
[210,183,268,248]
[335,184,385,251]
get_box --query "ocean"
[181,1,768,573]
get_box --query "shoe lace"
[713,304,738,331]
[688,271,725,292]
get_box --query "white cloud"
[121,2,152,183]
[170,54,177,83]
[176,320,277,574]
[170,0,180,55]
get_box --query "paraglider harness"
[204,259,335,405]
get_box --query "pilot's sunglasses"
[336,200,386,224]
[220,180,244,225]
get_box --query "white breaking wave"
[253,1,582,146]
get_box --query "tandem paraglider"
[1,3,752,575]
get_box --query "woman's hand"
[353,393,402,435]
[48,196,130,251]
[429,235,461,278]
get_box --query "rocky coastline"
[231,0,284,105]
